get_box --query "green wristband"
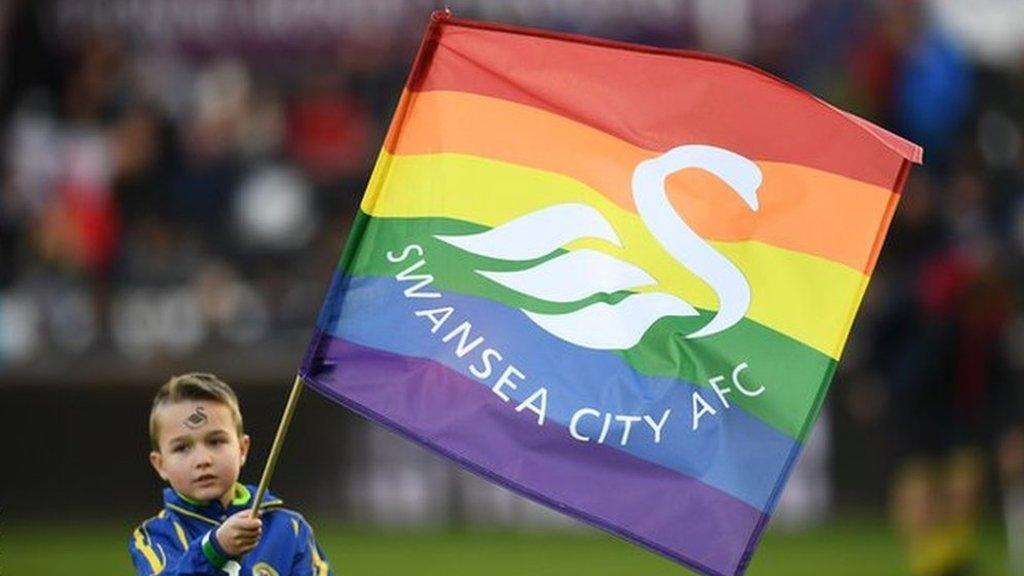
[202,531,229,569]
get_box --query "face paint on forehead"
[183,405,208,429]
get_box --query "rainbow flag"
[300,12,921,576]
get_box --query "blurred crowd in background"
[2,0,1023,374]
[3,1,1024,574]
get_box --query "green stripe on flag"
[340,210,837,440]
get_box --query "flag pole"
[250,374,305,516]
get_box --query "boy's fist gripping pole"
[216,510,263,556]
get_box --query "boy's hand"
[215,510,262,557]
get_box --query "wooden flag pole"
[250,374,305,516]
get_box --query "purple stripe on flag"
[301,330,767,576]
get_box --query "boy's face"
[149,400,250,507]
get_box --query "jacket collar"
[163,483,283,526]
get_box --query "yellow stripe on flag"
[362,151,868,359]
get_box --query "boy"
[129,372,332,575]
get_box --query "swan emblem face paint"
[435,145,761,350]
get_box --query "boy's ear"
[149,450,168,481]
[239,434,251,466]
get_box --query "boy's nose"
[194,447,214,466]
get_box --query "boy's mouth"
[194,474,217,484]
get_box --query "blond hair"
[149,372,244,450]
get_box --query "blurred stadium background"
[2,0,1023,574]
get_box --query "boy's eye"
[172,444,190,453]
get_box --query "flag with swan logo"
[300,12,922,576]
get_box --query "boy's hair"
[149,372,244,450]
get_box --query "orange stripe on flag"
[387,89,896,274]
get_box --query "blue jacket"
[129,484,332,575]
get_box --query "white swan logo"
[435,145,762,350]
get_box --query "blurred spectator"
[891,4,974,171]
[286,71,373,198]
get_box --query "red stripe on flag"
[414,15,920,190]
